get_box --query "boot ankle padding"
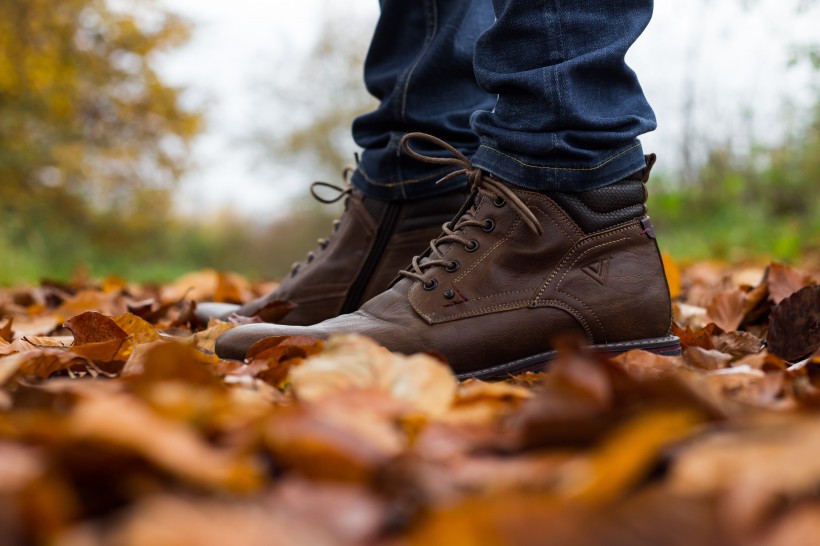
[550,178,648,234]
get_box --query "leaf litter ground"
[0,261,818,546]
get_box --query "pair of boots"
[207,134,679,380]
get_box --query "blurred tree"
[0,0,201,278]
[250,11,376,182]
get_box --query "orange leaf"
[706,289,746,332]
[64,311,128,346]
[662,252,682,299]
[768,262,816,304]
[0,317,13,342]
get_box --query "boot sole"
[456,335,682,381]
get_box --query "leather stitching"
[536,222,637,300]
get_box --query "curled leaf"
[64,311,128,346]
[768,285,820,362]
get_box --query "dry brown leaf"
[706,289,747,332]
[56,290,126,321]
[685,346,733,371]
[0,317,13,342]
[0,337,41,356]
[671,416,820,529]
[611,350,685,380]
[23,335,73,348]
[455,379,534,405]
[768,262,815,304]
[672,323,718,350]
[663,252,682,299]
[0,443,44,493]
[121,340,221,386]
[68,393,263,492]
[554,409,703,503]
[188,321,236,353]
[99,495,320,546]
[64,311,128,346]
[0,349,87,380]
[161,270,218,302]
[9,314,60,338]
[113,313,160,345]
[767,285,820,362]
[290,335,457,417]
[69,338,128,362]
[265,393,407,482]
[712,331,764,357]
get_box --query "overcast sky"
[156,0,818,217]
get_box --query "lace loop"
[398,132,544,286]
[310,181,353,204]
[291,166,356,277]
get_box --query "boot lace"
[397,132,543,287]
[289,168,354,277]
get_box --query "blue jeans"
[351,0,657,199]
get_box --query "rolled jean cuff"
[470,139,649,193]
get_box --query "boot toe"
[215,324,312,360]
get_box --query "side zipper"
[340,201,402,313]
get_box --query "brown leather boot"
[216,134,680,379]
[195,176,467,325]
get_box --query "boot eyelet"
[493,197,506,207]
[445,260,460,273]
[444,289,455,300]
[482,219,496,233]
[423,279,439,291]
[465,240,480,252]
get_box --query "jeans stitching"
[477,142,642,172]
[399,0,438,122]
[357,165,455,188]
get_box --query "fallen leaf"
[121,340,221,387]
[706,289,747,332]
[0,349,87,380]
[214,272,245,304]
[685,346,733,370]
[672,323,718,350]
[9,314,60,338]
[611,350,685,380]
[188,321,236,353]
[113,313,160,346]
[290,335,457,417]
[0,317,13,342]
[662,252,682,299]
[69,338,128,362]
[767,285,820,362]
[56,290,125,321]
[712,331,764,357]
[68,393,262,492]
[64,311,128,346]
[768,262,815,304]
[555,409,704,503]
[265,392,407,482]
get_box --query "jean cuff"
[470,139,648,193]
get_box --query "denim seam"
[399,0,438,122]
[477,142,642,172]
[357,164,454,188]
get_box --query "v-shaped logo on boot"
[581,258,610,285]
